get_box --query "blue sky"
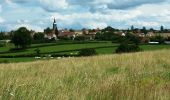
[0,0,170,32]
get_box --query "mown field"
[0,41,170,62]
[0,50,170,100]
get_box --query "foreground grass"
[0,50,170,100]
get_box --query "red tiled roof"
[58,32,75,37]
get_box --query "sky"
[0,0,170,32]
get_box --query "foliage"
[74,36,87,41]
[0,32,6,40]
[33,32,44,40]
[69,29,75,32]
[160,26,164,33]
[125,33,141,45]
[58,36,71,40]
[44,27,52,34]
[34,48,41,56]
[150,35,165,44]
[79,48,97,56]
[116,43,141,53]
[95,31,122,41]
[11,27,32,49]
[141,26,147,35]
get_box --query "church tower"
[53,18,57,30]
[53,18,59,39]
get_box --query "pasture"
[0,50,170,99]
[0,41,170,63]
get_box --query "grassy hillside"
[1,41,170,63]
[0,50,170,100]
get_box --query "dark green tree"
[69,29,75,32]
[116,42,141,53]
[34,48,41,56]
[150,35,165,44]
[102,26,115,32]
[44,27,52,34]
[142,27,147,36]
[160,26,164,33]
[0,31,5,40]
[11,27,32,49]
[33,32,44,40]
[79,48,97,56]
[131,25,134,31]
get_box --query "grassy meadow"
[0,49,170,99]
[1,41,170,63]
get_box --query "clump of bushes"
[34,48,41,56]
[74,36,88,41]
[116,43,141,53]
[150,35,165,44]
[0,60,10,64]
[79,48,97,56]
[0,43,4,47]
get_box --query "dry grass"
[0,49,170,100]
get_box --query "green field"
[0,50,170,99]
[0,41,170,63]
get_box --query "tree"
[125,33,141,45]
[116,43,141,53]
[160,26,164,33]
[11,27,32,49]
[142,27,147,36]
[69,29,75,32]
[131,25,134,31]
[79,48,97,56]
[102,26,115,32]
[44,27,52,34]
[33,32,44,40]
[150,35,165,44]
[0,31,5,40]
[149,28,154,32]
[34,48,41,56]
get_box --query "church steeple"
[52,18,59,39]
[54,18,56,23]
[53,18,57,30]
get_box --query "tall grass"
[0,49,170,100]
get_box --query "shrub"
[79,48,97,56]
[150,35,165,44]
[0,43,4,47]
[33,32,44,41]
[34,48,41,56]
[74,36,87,41]
[0,60,10,63]
[116,43,141,53]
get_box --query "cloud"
[1,0,170,31]
[14,24,43,32]
[9,0,30,3]
[128,20,160,27]
[39,0,69,12]
[107,0,166,9]
[83,21,108,29]
[67,0,166,11]
[0,17,4,23]
[0,5,1,12]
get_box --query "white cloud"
[14,24,43,32]
[0,17,5,23]
[0,5,1,12]
[128,21,160,27]
[39,0,69,12]
[83,21,108,29]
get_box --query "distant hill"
[0,50,170,99]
